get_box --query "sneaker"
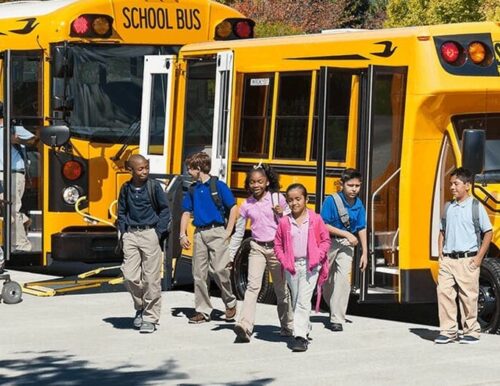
[133,310,143,329]
[234,324,251,343]
[434,334,455,344]
[459,335,479,344]
[139,321,156,334]
[280,327,294,337]
[225,305,237,321]
[330,323,343,332]
[189,312,210,324]
[291,337,309,352]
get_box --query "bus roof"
[0,0,79,19]
[180,21,500,52]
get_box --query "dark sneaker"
[330,323,343,332]
[225,305,237,321]
[133,310,143,329]
[280,327,294,337]
[434,334,455,344]
[189,312,210,324]
[292,337,309,352]
[139,321,156,334]
[234,324,251,343]
[459,335,479,344]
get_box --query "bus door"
[210,51,233,181]
[315,65,406,302]
[139,55,176,174]
[1,49,44,257]
[358,65,407,302]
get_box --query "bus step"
[28,210,42,231]
[27,231,42,253]
[375,266,399,275]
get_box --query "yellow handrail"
[74,196,115,227]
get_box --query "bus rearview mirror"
[40,125,71,147]
[462,129,485,175]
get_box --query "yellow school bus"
[0,0,253,268]
[140,22,500,331]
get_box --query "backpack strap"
[472,198,481,249]
[332,193,350,231]
[441,201,451,232]
[146,178,159,213]
[209,176,226,218]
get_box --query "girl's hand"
[346,233,358,246]
[273,205,284,216]
[359,252,368,272]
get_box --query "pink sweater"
[274,209,331,287]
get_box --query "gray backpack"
[441,198,481,248]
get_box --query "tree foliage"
[385,0,499,27]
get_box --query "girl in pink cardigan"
[274,183,331,352]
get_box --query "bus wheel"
[1,281,23,304]
[478,258,500,334]
[231,238,276,304]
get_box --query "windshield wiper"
[110,118,141,162]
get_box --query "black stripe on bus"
[286,54,368,61]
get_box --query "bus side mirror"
[40,125,71,147]
[462,129,485,175]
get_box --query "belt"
[443,251,477,259]
[127,225,153,232]
[254,240,274,249]
[197,223,224,231]
[13,170,25,174]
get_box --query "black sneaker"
[133,310,143,329]
[292,337,309,352]
[434,334,455,344]
[459,335,479,344]
[234,324,251,343]
[330,323,343,332]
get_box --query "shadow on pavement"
[409,328,440,341]
[178,379,274,386]
[0,352,188,386]
[103,317,134,330]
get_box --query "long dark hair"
[244,163,280,194]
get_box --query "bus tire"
[478,257,500,334]
[231,238,276,304]
[1,281,23,304]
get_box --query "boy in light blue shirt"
[435,167,492,344]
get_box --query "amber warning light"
[71,14,113,38]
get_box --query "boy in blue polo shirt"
[321,168,368,332]
[180,152,238,324]
[435,167,492,344]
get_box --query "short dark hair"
[450,167,473,184]
[340,168,362,184]
[286,183,308,198]
[185,152,211,173]
[244,163,280,193]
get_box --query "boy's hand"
[359,252,368,272]
[180,235,191,250]
[346,233,358,246]
[470,257,481,270]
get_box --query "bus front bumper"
[51,231,122,263]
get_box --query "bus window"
[11,51,43,127]
[182,57,217,162]
[238,73,274,158]
[311,71,352,162]
[147,73,168,155]
[452,114,500,173]
[274,72,311,160]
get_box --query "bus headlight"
[62,186,82,205]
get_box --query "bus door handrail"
[75,196,115,227]
[370,167,400,282]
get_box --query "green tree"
[385,0,499,27]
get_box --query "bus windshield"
[453,113,500,173]
[51,44,179,143]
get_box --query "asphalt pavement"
[1,270,500,386]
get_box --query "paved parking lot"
[1,270,500,386]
